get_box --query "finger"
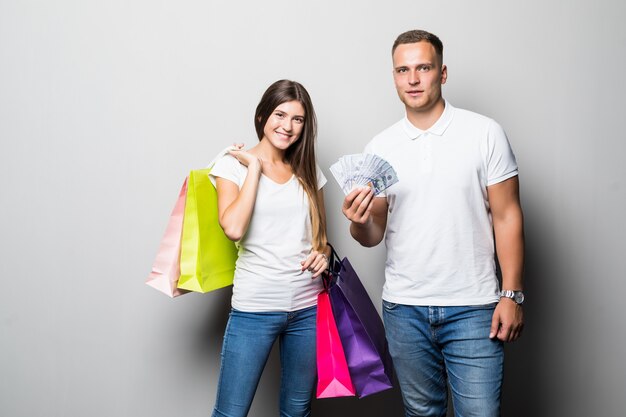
[497,324,512,342]
[489,314,500,339]
[510,329,520,342]
[312,256,326,272]
[345,188,373,220]
[346,187,371,208]
[311,260,326,278]
[511,323,524,342]
[301,251,318,271]
[307,255,324,272]
[362,199,374,218]
[343,188,363,210]
[307,253,327,272]
[355,189,374,217]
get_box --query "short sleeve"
[486,119,518,186]
[363,140,377,157]
[209,155,245,188]
[316,164,327,190]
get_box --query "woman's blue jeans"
[212,306,317,417]
[382,302,504,417]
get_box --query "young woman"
[209,80,330,417]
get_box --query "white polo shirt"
[365,101,518,306]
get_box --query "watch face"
[514,292,525,304]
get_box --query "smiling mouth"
[276,131,292,139]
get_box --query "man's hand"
[344,187,388,247]
[342,187,374,224]
[489,299,524,342]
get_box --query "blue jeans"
[212,306,317,417]
[382,302,503,417]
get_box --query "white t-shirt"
[365,101,518,306]
[209,155,327,312]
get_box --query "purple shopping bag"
[327,247,393,398]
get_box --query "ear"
[440,64,448,85]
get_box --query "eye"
[294,117,304,124]
[275,111,285,118]
[396,67,408,73]
[418,65,432,72]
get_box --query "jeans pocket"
[471,302,498,310]
[382,300,399,311]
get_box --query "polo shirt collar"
[402,100,455,140]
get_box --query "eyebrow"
[395,62,434,69]
[275,109,305,118]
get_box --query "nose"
[281,117,293,132]
[408,70,419,86]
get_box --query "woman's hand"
[228,143,262,172]
[301,250,329,278]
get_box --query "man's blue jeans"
[382,302,503,417]
[212,306,317,417]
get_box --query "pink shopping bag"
[145,178,190,298]
[316,287,355,398]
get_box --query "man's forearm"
[494,209,525,290]
[350,217,385,247]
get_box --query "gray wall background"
[1,1,625,416]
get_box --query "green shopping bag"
[177,168,238,293]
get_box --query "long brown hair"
[254,80,327,251]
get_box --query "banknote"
[329,153,398,196]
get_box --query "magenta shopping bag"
[316,283,356,399]
[327,247,393,398]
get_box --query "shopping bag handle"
[321,243,343,291]
[326,243,342,270]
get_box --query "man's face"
[392,41,447,114]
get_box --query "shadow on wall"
[500,195,555,417]
[189,288,232,357]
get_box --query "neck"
[406,98,445,130]
[251,139,286,164]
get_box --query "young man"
[342,30,525,416]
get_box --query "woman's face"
[262,100,305,151]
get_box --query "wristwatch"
[499,290,525,305]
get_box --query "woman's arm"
[215,153,262,242]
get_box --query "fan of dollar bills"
[329,153,399,196]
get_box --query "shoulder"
[212,154,241,172]
[365,118,405,154]
[210,154,245,186]
[451,105,497,129]
[453,107,502,131]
